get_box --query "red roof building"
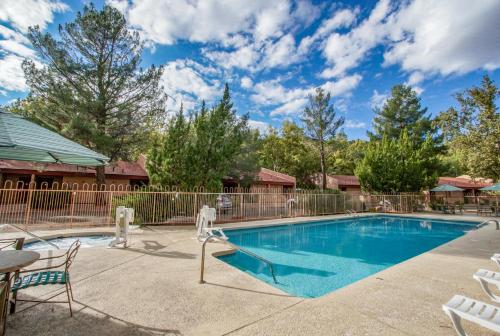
[0,157,148,188]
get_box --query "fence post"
[193,193,197,223]
[152,192,157,224]
[107,191,114,226]
[70,191,75,228]
[23,186,34,230]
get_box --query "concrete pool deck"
[4,214,500,335]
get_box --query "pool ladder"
[0,223,60,249]
[199,233,278,284]
[476,219,499,230]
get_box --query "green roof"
[431,184,464,192]
[0,110,108,166]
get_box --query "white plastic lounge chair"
[196,206,227,242]
[492,254,500,268]
[474,269,500,303]
[442,295,500,336]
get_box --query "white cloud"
[384,0,500,75]
[0,55,27,91]
[345,120,366,129]
[240,76,253,89]
[320,74,362,97]
[370,90,388,109]
[320,0,500,80]
[298,7,358,54]
[406,71,424,86]
[261,33,300,68]
[204,45,260,70]
[248,119,270,133]
[161,59,221,112]
[321,0,392,78]
[0,40,35,58]
[0,0,68,32]
[254,74,362,117]
[0,1,67,94]
[270,98,308,116]
[115,0,293,46]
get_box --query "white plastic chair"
[473,269,500,303]
[492,254,500,268]
[196,206,227,242]
[442,295,500,336]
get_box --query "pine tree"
[22,5,166,186]
[301,87,344,190]
[147,105,190,187]
[435,75,500,179]
[369,85,433,143]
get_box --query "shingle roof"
[331,175,360,186]
[258,168,296,185]
[438,177,492,189]
[0,159,148,178]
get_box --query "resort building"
[222,168,296,192]
[0,156,149,189]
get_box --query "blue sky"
[0,0,499,139]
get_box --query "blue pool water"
[217,215,477,298]
[24,235,113,251]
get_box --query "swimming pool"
[217,215,478,298]
[24,235,114,251]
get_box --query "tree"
[187,85,248,190]
[147,85,249,190]
[327,134,368,175]
[355,129,438,192]
[146,105,190,187]
[301,87,344,190]
[434,75,500,180]
[228,128,262,188]
[369,85,434,143]
[259,121,319,188]
[22,5,166,186]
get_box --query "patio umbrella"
[480,183,500,216]
[431,184,464,206]
[479,183,500,192]
[0,110,108,166]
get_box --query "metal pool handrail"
[476,219,499,230]
[0,223,60,249]
[199,235,278,284]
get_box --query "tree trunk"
[320,140,326,190]
[95,165,106,189]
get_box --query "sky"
[0,0,499,139]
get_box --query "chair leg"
[67,279,74,301]
[478,278,500,303]
[9,291,17,314]
[65,283,73,317]
[445,310,468,336]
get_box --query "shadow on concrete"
[8,294,182,336]
[122,240,196,259]
[202,281,295,298]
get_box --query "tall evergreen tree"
[435,75,500,180]
[146,105,190,187]
[355,129,438,192]
[22,5,166,186]
[188,84,248,190]
[369,85,433,143]
[301,87,344,190]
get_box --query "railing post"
[107,191,114,226]
[70,191,76,228]
[23,185,34,230]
